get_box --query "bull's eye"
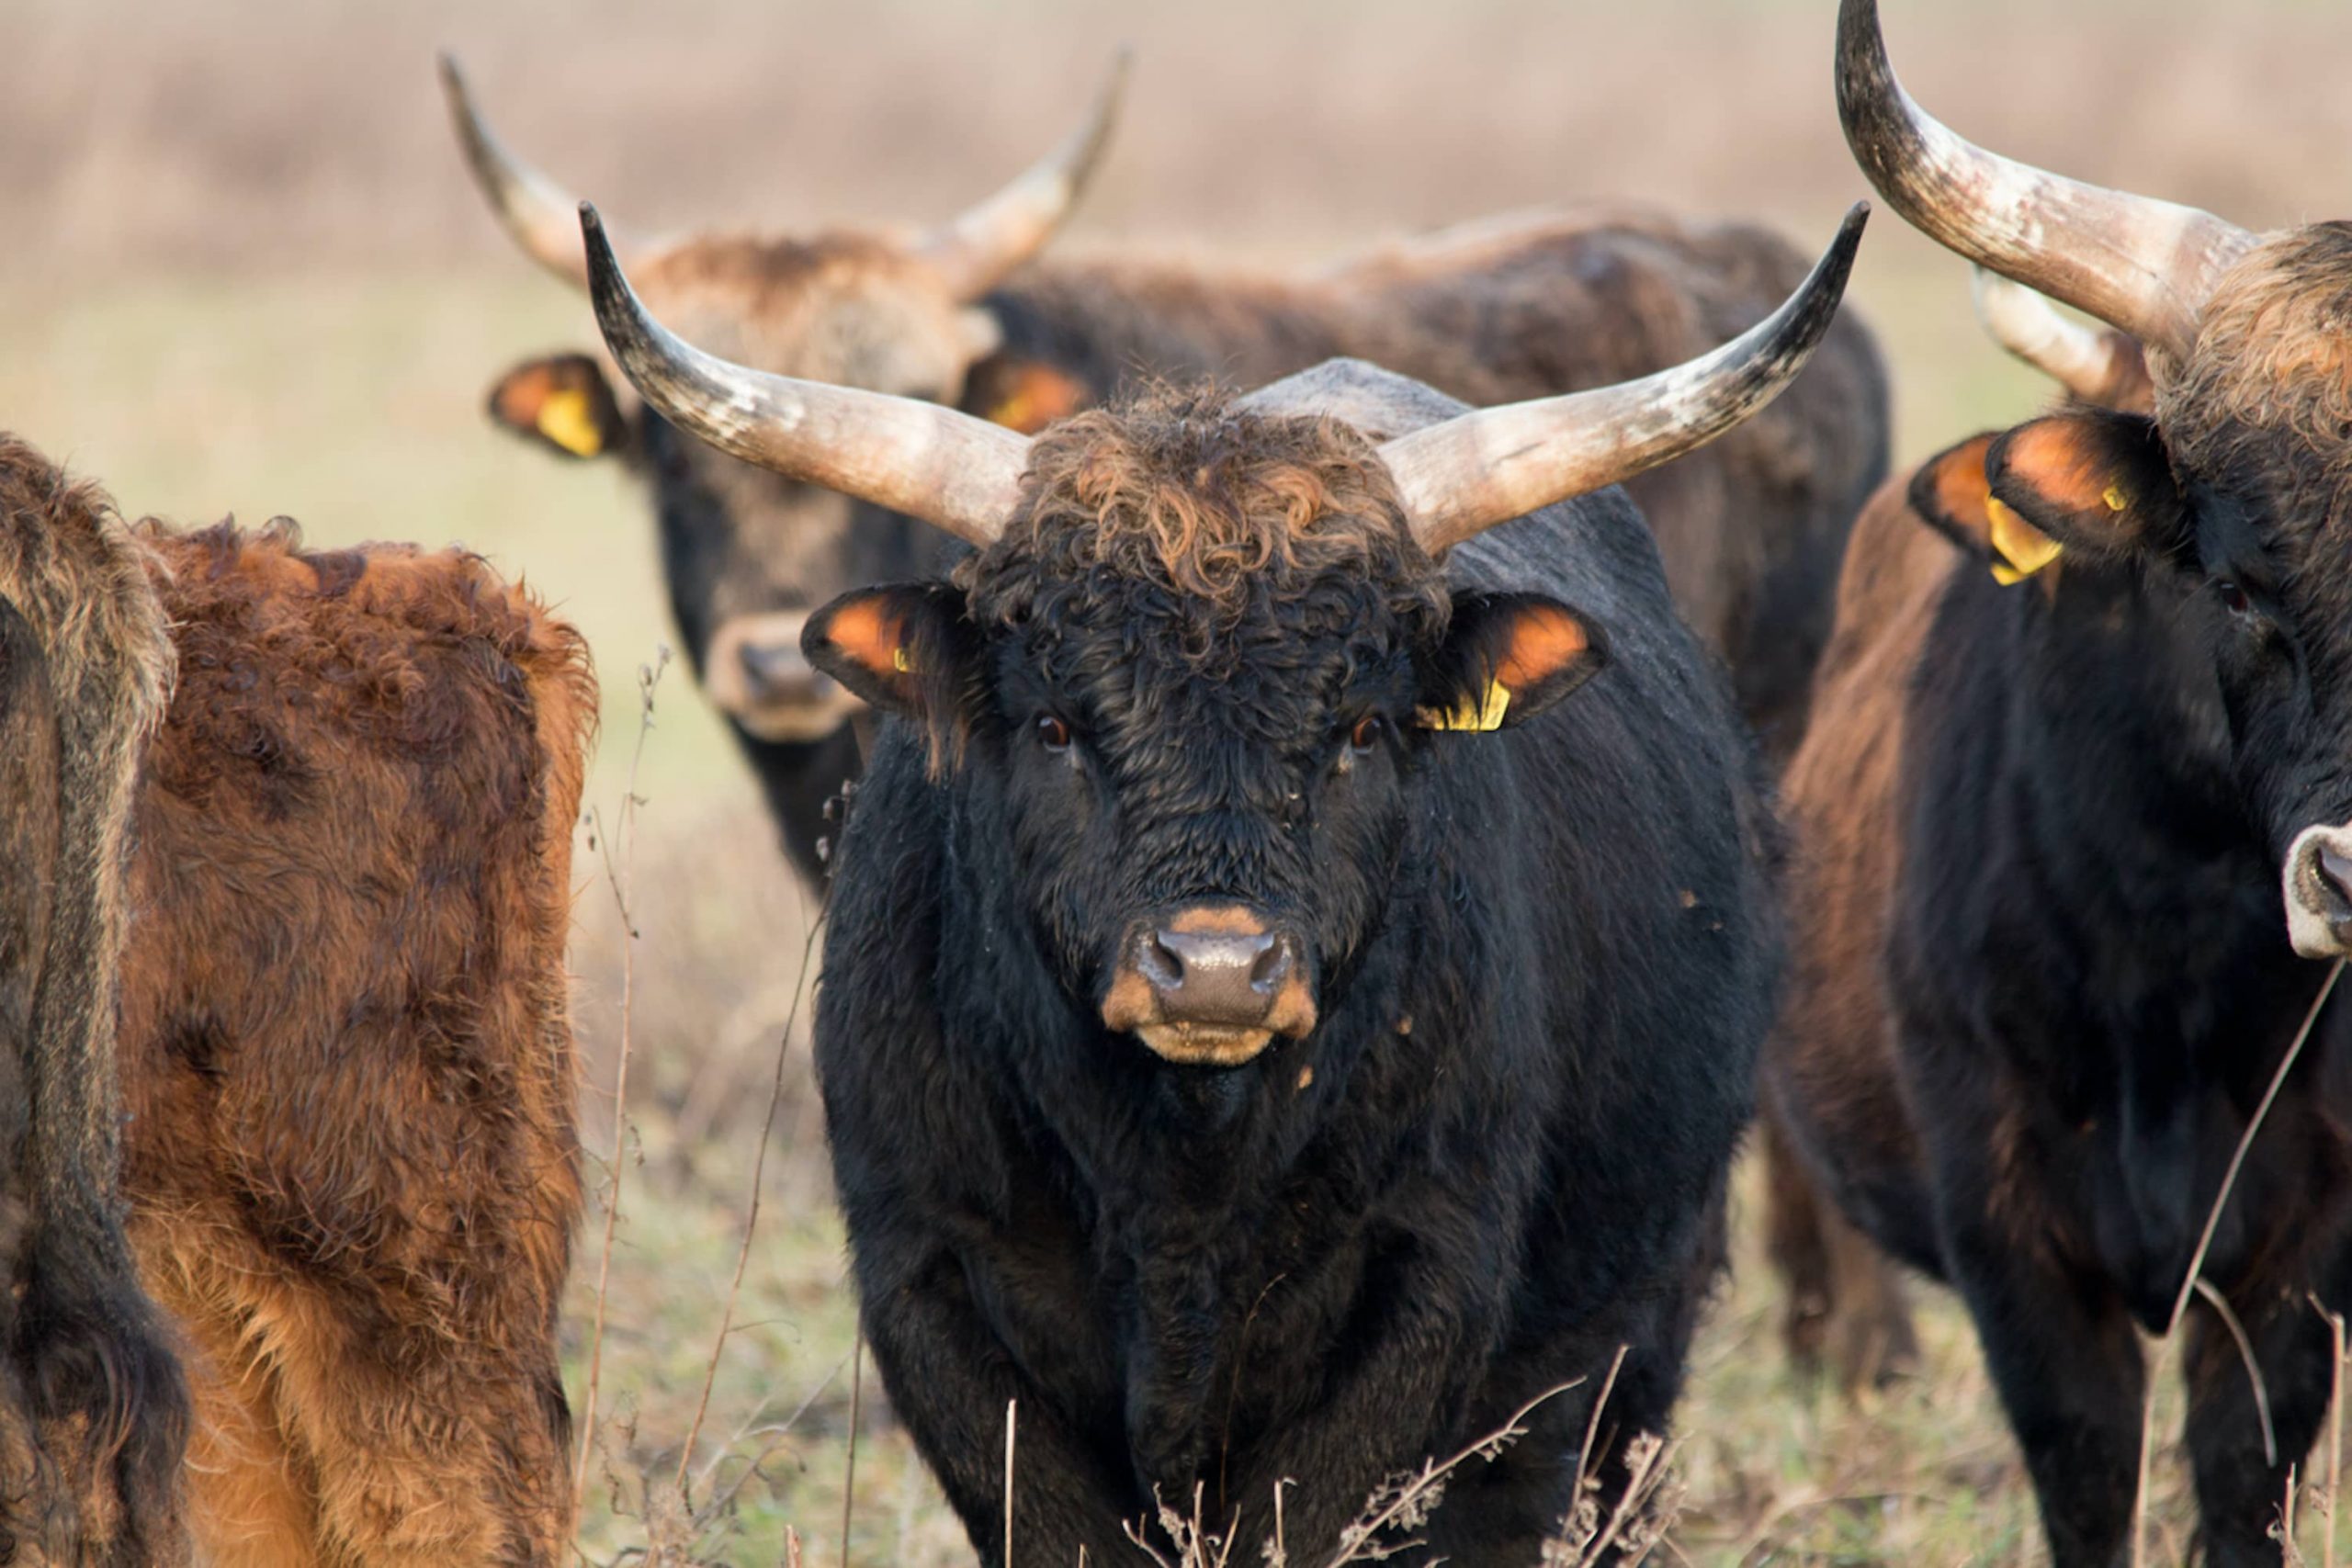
[1036,715,1072,752]
[2216,579,2253,615]
[1349,715,1385,754]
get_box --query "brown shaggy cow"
[0,437,190,1564]
[6,435,597,1564]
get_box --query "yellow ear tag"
[535,389,605,457]
[1415,681,1510,733]
[891,646,913,674]
[1985,496,2064,584]
[2103,481,2131,513]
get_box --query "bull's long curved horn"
[914,51,1130,301]
[582,204,1027,547]
[1971,268,2148,409]
[1380,204,1870,556]
[440,53,645,289]
[1838,0,2250,365]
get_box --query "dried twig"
[842,1330,864,1568]
[673,903,830,1495]
[1005,1398,1019,1568]
[576,649,670,1495]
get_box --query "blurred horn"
[1971,268,2150,410]
[1382,205,1871,556]
[582,204,1027,547]
[1838,0,2251,365]
[914,50,1131,301]
[440,52,644,289]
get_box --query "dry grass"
[9,0,2352,1561]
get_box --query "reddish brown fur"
[96,517,596,1565]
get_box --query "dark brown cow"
[0,438,190,1565]
[5,436,596,1564]
[1770,1,2352,1560]
[444,59,1892,879]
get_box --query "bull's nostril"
[2324,847,2352,906]
[1250,935,1292,992]
[1139,932,1186,993]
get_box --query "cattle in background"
[442,56,1890,883]
[1761,270,2158,1393]
[0,438,190,1564]
[3,436,596,1565]
[583,198,1864,1562]
[1766,2,2352,1561]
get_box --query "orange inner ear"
[1494,604,1589,692]
[1920,433,2000,551]
[490,358,613,457]
[825,597,909,682]
[2003,417,2129,516]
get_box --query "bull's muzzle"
[703,610,865,742]
[1101,907,1318,1066]
[2285,823,2352,958]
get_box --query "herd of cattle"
[5,0,2350,1562]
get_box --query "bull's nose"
[2285,824,2352,958]
[739,638,834,706]
[1139,927,1294,1028]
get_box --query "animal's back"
[116,518,595,1566]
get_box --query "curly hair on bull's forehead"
[2161,223,2352,522]
[959,387,1450,663]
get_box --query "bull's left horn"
[1838,0,2250,367]
[582,204,1029,548]
[914,50,1131,301]
[1971,268,2150,411]
[1381,204,1870,557]
[440,52,646,289]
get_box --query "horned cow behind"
[0,438,190,1564]
[583,200,1864,1562]
[1766,3,2352,1563]
[445,58,1889,882]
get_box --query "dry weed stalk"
[2130,960,2346,1567]
[577,648,672,1495]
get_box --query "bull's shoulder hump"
[1234,359,1467,440]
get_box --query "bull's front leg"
[853,1233,1146,1568]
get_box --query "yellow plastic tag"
[1416,681,1510,732]
[1986,497,2064,583]
[891,645,913,674]
[2103,481,2131,513]
[535,389,605,457]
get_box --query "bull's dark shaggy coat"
[1767,226,2352,1567]
[107,516,597,1566]
[816,366,1781,1564]
[0,438,190,1564]
[503,209,1886,881]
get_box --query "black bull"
[810,365,1782,1563]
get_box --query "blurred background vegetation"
[6,0,2346,1559]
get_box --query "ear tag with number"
[1415,681,1510,733]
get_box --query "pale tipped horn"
[582,204,1028,548]
[913,50,1131,301]
[1971,267,2153,412]
[1381,204,1871,556]
[1838,0,2251,367]
[440,52,645,289]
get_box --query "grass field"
[9,0,2352,1559]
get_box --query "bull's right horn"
[1380,204,1870,556]
[1838,0,2251,367]
[440,53,646,289]
[582,204,1029,549]
[1971,268,2150,411]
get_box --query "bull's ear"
[487,354,629,460]
[1985,411,2188,574]
[962,355,1091,434]
[1417,592,1608,733]
[1907,433,2002,558]
[803,583,979,719]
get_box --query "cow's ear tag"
[488,355,627,460]
[1986,496,2064,585]
[1415,681,1510,733]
